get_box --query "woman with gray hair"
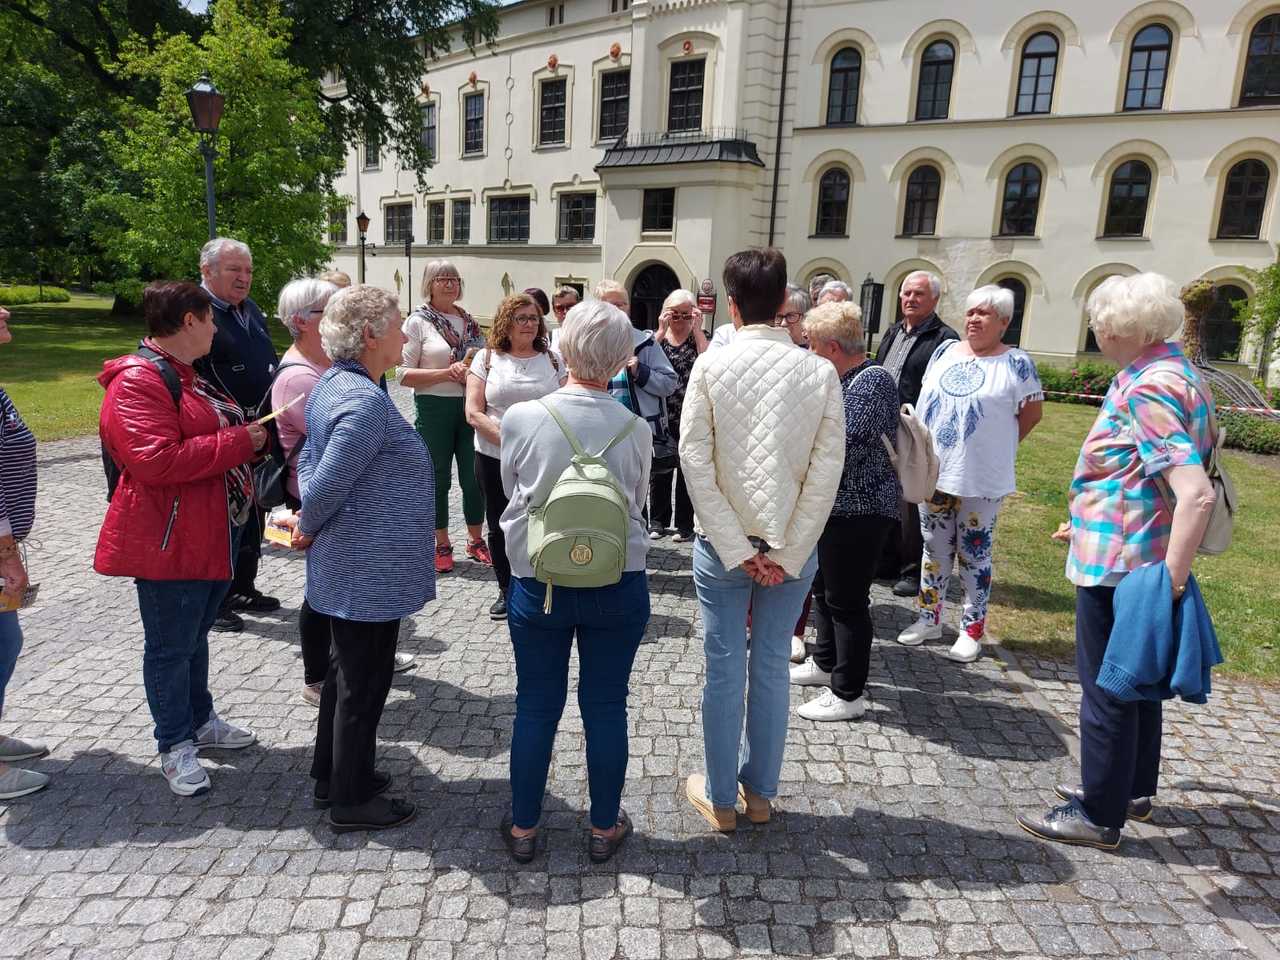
[292,285,435,832]
[816,280,853,304]
[496,299,652,865]
[775,284,811,347]
[652,288,707,541]
[896,284,1043,662]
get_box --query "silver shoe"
[0,735,48,762]
[0,766,50,800]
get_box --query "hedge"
[1220,411,1280,456]
[0,285,72,305]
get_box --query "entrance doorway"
[630,263,680,331]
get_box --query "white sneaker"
[301,682,323,707]
[789,635,806,663]
[798,690,867,722]
[393,652,415,673]
[947,633,983,663]
[161,741,210,796]
[789,657,832,687]
[895,620,942,646]
[194,712,256,751]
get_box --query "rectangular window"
[464,92,484,155]
[452,199,470,244]
[420,103,437,160]
[547,3,563,25]
[642,188,675,232]
[488,196,531,243]
[667,59,705,132]
[610,0,630,10]
[363,126,381,170]
[427,201,445,243]
[539,78,567,145]
[328,207,347,245]
[558,193,597,242]
[598,69,630,140]
[384,203,412,244]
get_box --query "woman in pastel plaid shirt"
[1018,273,1218,851]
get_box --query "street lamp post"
[185,73,225,241]
[404,234,413,308]
[356,211,371,284]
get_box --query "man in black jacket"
[874,270,959,597]
[197,238,281,632]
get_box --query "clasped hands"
[741,551,785,586]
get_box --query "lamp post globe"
[185,73,225,240]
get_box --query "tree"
[1234,259,1280,384]
[99,0,346,312]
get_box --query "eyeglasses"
[434,276,460,285]
[512,314,541,326]
[774,312,804,326]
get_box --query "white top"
[400,311,467,397]
[916,341,1043,499]
[469,347,566,458]
[706,324,737,351]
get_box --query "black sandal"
[588,809,633,863]
[500,815,538,863]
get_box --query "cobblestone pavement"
[2,388,1278,960]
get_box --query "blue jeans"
[136,524,242,754]
[0,611,23,717]
[693,536,817,808]
[507,573,649,830]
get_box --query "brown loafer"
[500,815,537,864]
[588,809,633,863]
[686,774,736,832]
[737,782,771,824]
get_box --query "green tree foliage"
[100,0,346,311]
[1233,259,1280,382]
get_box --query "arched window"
[815,168,850,236]
[902,165,941,236]
[1124,24,1172,110]
[1204,284,1247,360]
[1103,160,1152,236]
[1015,32,1058,115]
[915,41,954,121]
[999,163,1042,236]
[1217,159,1270,239]
[997,277,1028,347]
[1240,14,1280,106]
[827,48,861,125]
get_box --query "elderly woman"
[0,306,49,800]
[1018,273,1218,850]
[652,289,707,542]
[400,259,488,574]
[789,302,900,721]
[465,293,566,621]
[293,285,435,832]
[681,248,844,832]
[816,280,853,304]
[272,279,413,708]
[895,284,1043,662]
[498,299,652,864]
[96,282,267,796]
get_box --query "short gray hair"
[558,300,634,382]
[420,258,464,299]
[277,278,338,337]
[784,283,811,314]
[901,270,942,300]
[963,284,1015,323]
[320,285,399,361]
[199,237,252,271]
[662,288,696,312]
[808,273,836,301]
[818,280,853,302]
[553,286,580,302]
[1087,272,1184,344]
[593,278,629,306]
[804,301,866,355]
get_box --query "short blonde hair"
[662,289,696,312]
[593,278,629,307]
[1087,272,1184,344]
[803,301,866,355]
[320,285,399,361]
[420,258,464,300]
[318,269,351,288]
[558,300,634,382]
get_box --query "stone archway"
[629,262,680,332]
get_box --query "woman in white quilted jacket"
[678,248,846,833]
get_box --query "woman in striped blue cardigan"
[293,285,435,833]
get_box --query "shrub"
[0,284,71,305]
[1220,411,1280,456]
[1037,361,1117,406]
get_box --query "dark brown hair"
[143,281,212,337]
[522,287,550,315]
[488,293,549,354]
[722,248,788,326]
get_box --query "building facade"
[327,0,1280,371]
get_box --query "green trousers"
[414,394,485,530]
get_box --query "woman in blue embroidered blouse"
[293,285,436,833]
[788,301,901,722]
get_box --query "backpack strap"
[136,345,182,409]
[539,399,638,459]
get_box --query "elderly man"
[816,280,853,304]
[874,270,959,597]
[197,237,281,632]
[548,286,579,348]
[807,273,836,306]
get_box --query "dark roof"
[596,130,765,170]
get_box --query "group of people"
[0,237,1221,859]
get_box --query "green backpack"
[527,398,638,613]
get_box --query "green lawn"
[993,402,1280,681]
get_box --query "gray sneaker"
[160,741,210,797]
[0,765,50,800]
[194,712,256,750]
[0,735,48,762]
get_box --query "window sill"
[823,121,859,129]
[486,239,530,245]
[992,234,1040,241]
[640,231,674,241]
[535,141,569,152]
[462,151,486,160]
[809,233,849,240]
[1212,235,1267,243]
[1095,235,1150,241]
[556,238,597,245]
[894,233,936,239]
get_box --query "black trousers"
[299,599,332,687]
[473,451,511,595]
[229,502,265,598]
[811,515,895,701]
[650,465,693,532]
[897,498,923,580]
[1076,585,1162,829]
[310,615,400,806]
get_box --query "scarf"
[411,302,485,363]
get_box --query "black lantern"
[859,273,885,342]
[185,73,225,240]
[356,211,371,283]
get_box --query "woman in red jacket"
[95,281,268,797]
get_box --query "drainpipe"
[767,0,795,246]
